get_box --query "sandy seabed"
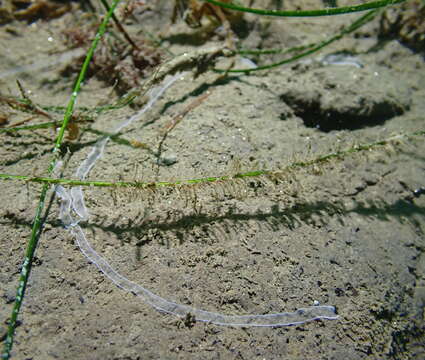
[0,1,424,359]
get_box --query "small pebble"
[159,153,178,166]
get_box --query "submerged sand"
[0,1,424,359]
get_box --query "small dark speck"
[79,295,85,304]
[329,258,340,265]
[335,288,345,297]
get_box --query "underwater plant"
[1,0,424,358]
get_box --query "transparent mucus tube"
[57,73,339,327]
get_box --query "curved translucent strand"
[72,224,338,326]
[57,73,339,327]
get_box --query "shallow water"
[0,1,424,359]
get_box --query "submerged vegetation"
[1,0,424,358]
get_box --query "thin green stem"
[217,9,378,73]
[236,43,316,56]
[0,123,153,151]
[0,122,56,132]
[0,98,137,135]
[202,0,405,17]
[1,1,121,359]
[1,130,423,191]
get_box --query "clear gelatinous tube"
[57,73,339,327]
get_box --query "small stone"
[159,153,178,166]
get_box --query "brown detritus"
[66,119,79,141]
[61,3,164,95]
[65,111,100,141]
[129,139,152,150]
[119,0,151,22]
[3,115,37,128]
[98,0,139,51]
[0,112,9,126]
[0,92,95,140]
[0,7,15,24]
[156,89,212,173]
[16,80,53,119]
[0,93,52,120]
[62,20,163,95]
[379,0,425,53]
[162,90,212,135]
[113,44,163,93]
[62,17,98,49]
[172,0,241,48]
[61,5,233,102]
[0,0,72,24]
